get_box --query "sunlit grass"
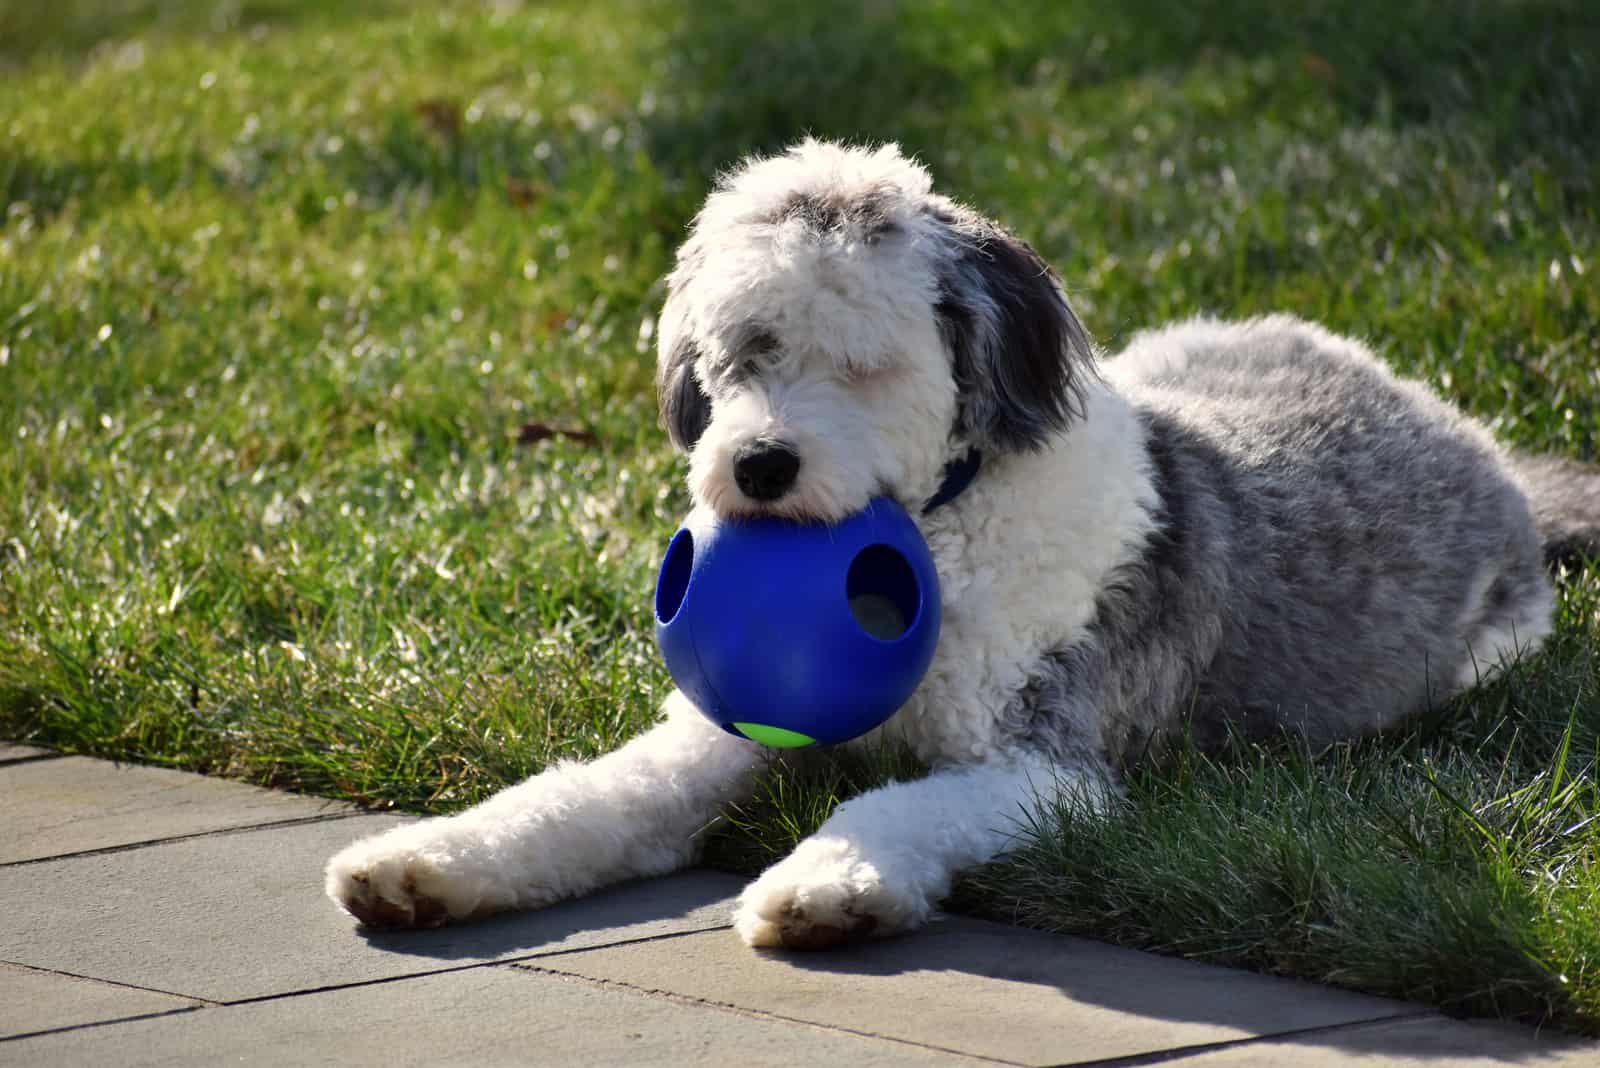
[2,0,1597,1033]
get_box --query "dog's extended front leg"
[326,691,768,929]
[734,756,1113,950]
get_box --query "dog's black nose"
[733,439,802,501]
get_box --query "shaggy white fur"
[326,139,1572,951]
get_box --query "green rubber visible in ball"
[731,722,817,748]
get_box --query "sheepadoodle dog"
[327,139,1600,949]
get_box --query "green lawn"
[4,0,1598,1033]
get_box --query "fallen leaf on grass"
[516,421,600,447]
[505,176,546,209]
[415,97,463,140]
[1303,54,1337,84]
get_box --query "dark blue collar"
[922,448,983,514]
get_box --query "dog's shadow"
[351,868,744,963]
[768,918,1585,1065]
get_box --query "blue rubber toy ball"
[654,497,941,748]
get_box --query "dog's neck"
[914,377,1162,604]
[890,377,1164,763]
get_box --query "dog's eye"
[725,326,779,383]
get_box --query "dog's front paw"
[733,837,931,951]
[325,819,528,930]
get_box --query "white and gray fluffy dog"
[326,139,1600,949]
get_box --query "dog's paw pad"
[772,900,879,951]
[325,833,507,931]
[344,882,451,930]
[734,850,922,951]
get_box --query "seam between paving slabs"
[0,927,737,1046]
[0,1007,208,1046]
[0,810,373,868]
[1043,1010,1442,1068]
[0,960,223,1008]
[510,960,1025,1066]
[511,951,1437,1068]
[216,923,738,1008]
[1,927,1437,1064]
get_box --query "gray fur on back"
[1015,317,1557,768]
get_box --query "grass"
[3,0,1598,1033]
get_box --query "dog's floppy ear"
[933,208,1094,453]
[655,292,711,452]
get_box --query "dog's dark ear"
[655,246,715,452]
[656,298,711,452]
[934,211,1094,453]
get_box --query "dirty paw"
[733,842,929,950]
[330,863,453,930]
[324,825,518,931]
[764,897,881,951]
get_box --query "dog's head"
[656,139,1094,521]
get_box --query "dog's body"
[327,141,1598,948]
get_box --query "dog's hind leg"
[325,690,771,929]
[733,756,1115,950]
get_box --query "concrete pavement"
[2,742,1594,1066]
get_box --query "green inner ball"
[731,722,817,748]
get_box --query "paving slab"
[0,742,56,764]
[0,756,357,864]
[0,815,745,1002]
[0,962,979,1067]
[1165,1013,1600,1065]
[0,962,201,1040]
[524,919,1418,1067]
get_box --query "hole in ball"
[656,529,694,625]
[846,543,919,642]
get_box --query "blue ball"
[654,497,941,747]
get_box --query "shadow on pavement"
[350,869,741,962]
[766,917,1590,1063]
